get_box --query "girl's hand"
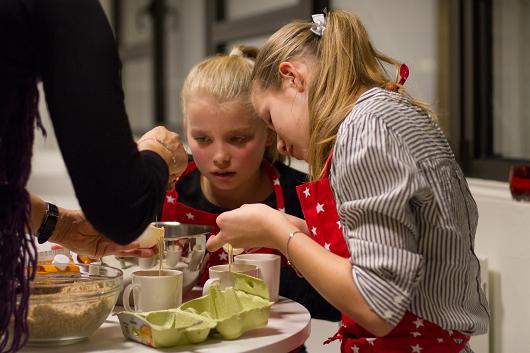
[206,204,294,252]
[49,209,156,258]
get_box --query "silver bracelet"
[138,137,178,169]
[286,231,305,278]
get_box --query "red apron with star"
[162,160,288,284]
[295,152,470,352]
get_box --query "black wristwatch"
[37,202,59,244]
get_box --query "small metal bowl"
[154,221,212,273]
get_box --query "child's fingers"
[206,232,225,252]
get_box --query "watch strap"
[37,202,59,244]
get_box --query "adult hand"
[206,204,295,252]
[48,208,156,258]
[137,126,188,184]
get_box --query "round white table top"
[20,297,311,353]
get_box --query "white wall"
[468,178,530,353]
[332,0,438,106]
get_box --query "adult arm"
[35,0,171,244]
[30,194,156,257]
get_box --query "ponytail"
[253,10,435,180]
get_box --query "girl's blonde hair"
[181,45,280,163]
[252,10,434,180]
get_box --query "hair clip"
[310,13,326,36]
[229,47,243,57]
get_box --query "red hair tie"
[385,63,409,92]
[398,63,409,86]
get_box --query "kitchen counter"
[20,297,311,353]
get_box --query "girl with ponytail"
[207,10,489,353]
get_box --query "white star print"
[447,330,454,336]
[351,345,360,353]
[436,338,444,343]
[273,178,280,185]
[186,212,195,220]
[410,331,421,338]
[365,338,376,345]
[311,226,317,236]
[278,207,285,213]
[303,187,310,198]
[166,195,175,204]
[316,203,325,214]
[218,252,228,261]
[411,344,423,353]
[412,318,424,328]
[337,220,342,229]
[324,242,331,251]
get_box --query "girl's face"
[185,95,272,191]
[251,65,310,161]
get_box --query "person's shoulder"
[343,87,419,133]
[273,160,307,186]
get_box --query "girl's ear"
[279,61,305,92]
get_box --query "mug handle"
[123,283,141,312]
[202,278,219,296]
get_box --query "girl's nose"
[277,138,288,155]
[213,148,230,167]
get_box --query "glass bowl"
[27,264,123,345]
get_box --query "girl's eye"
[194,136,211,143]
[229,136,248,144]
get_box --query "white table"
[21,298,311,353]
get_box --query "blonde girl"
[207,11,489,353]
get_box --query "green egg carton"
[117,309,216,348]
[117,273,272,347]
[178,272,272,340]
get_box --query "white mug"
[123,269,183,312]
[202,264,259,296]
[234,253,281,302]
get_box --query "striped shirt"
[330,87,489,337]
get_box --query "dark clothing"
[175,159,305,217]
[0,0,168,244]
[172,158,341,322]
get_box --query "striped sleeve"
[332,112,427,326]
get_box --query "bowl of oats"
[27,264,123,345]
